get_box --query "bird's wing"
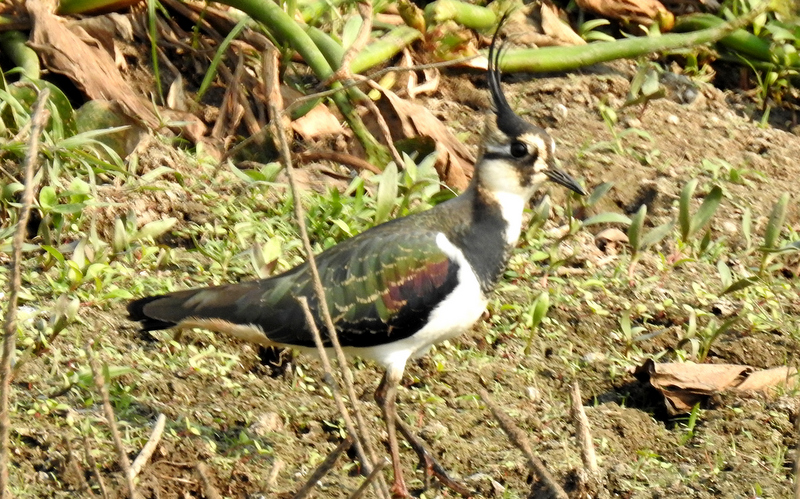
[130,226,461,348]
[257,227,460,347]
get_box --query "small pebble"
[722,221,738,234]
[667,114,680,125]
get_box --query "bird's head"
[477,18,586,200]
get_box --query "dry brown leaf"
[539,2,586,46]
[291,104,343,140]
[374,89,473,190]
[576,0,675,30]
[28,0,207,148]
[634,359,799,415]
[595,228,628,253]
[27,0,160,129]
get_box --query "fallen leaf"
[575,0,675,31]
[27,0,160,129]
[291,104,343,140]
[634,359,799,415]
[373,88,473,190]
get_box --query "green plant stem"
[0,31,40,79]
[350,26,422,74]
[297,0,347,24]
[424,0,497,30]
[500,3,771,73]
[675,13,800,67]
[214,0,390,166]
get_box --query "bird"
[128,20,586,498]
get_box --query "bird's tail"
[128,284,283,348]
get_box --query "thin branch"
[297,296,372,466]
[284,55,480,115]
[323,0,373,86]
[794,415,799,499]
[63,436,95,497]
[570,383,598,475]
[83,435,109,499]
[0,86,49,498]
[478,389,568,499]
[130,414,167,479]
[86,341,137,499]
[348,457,389,499]
[265,458,285,491]
[270,88,389,498]
[195,462,222,499]
[292,435,354,499]
[297,297,369,472]
[297,150,382,175]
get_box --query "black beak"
[546,167,587,196]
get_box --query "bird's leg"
[394,418,474,497]
[375,367,410,498]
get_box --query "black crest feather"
[488,13,535,138]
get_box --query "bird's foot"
[396,419,474,497]
[390,480,412,499]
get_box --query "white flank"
[346,233,486,373]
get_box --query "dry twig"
[0,86,49,498]
[63,437,95,497]
[265,458,285,491]
[84,435,109,499]
[270,81,389,498]
[570,383,598,474]
[794,416,799,499]
[86,341,137,499]
[348,457,390,499]
[195,462,222,499]
[292,435,355,499]
[130,414,167,479]
[478,389,568,499]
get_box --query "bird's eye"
[510,141,528,158]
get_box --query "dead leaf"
[291,104,343,140]
[27,0,160,129]
[539,2,586,46]
[595,228,628,253]
[576,0,675,30]
[373,89,473,190]
[634,359,799,415]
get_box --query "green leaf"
[586,182,613,207]
[628,205,646,251]
[140,166,175,184]
[721,276,760,296]
[742,208,752,249]
[689,185,722,237]
[582,212,631,227]
[135,217,177,241]
[41,244,65,265]
[678,179,697,241]
[716,260,732,289]
[39,186,57,210]
[342,14,364,50]
[641,221,674,249]
[642,68,661,96]
[530,292,550,330]
[51,203,86,214]
[763,193,789,249]
[374,162,398,225]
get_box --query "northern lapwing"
[128,20,586,498]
